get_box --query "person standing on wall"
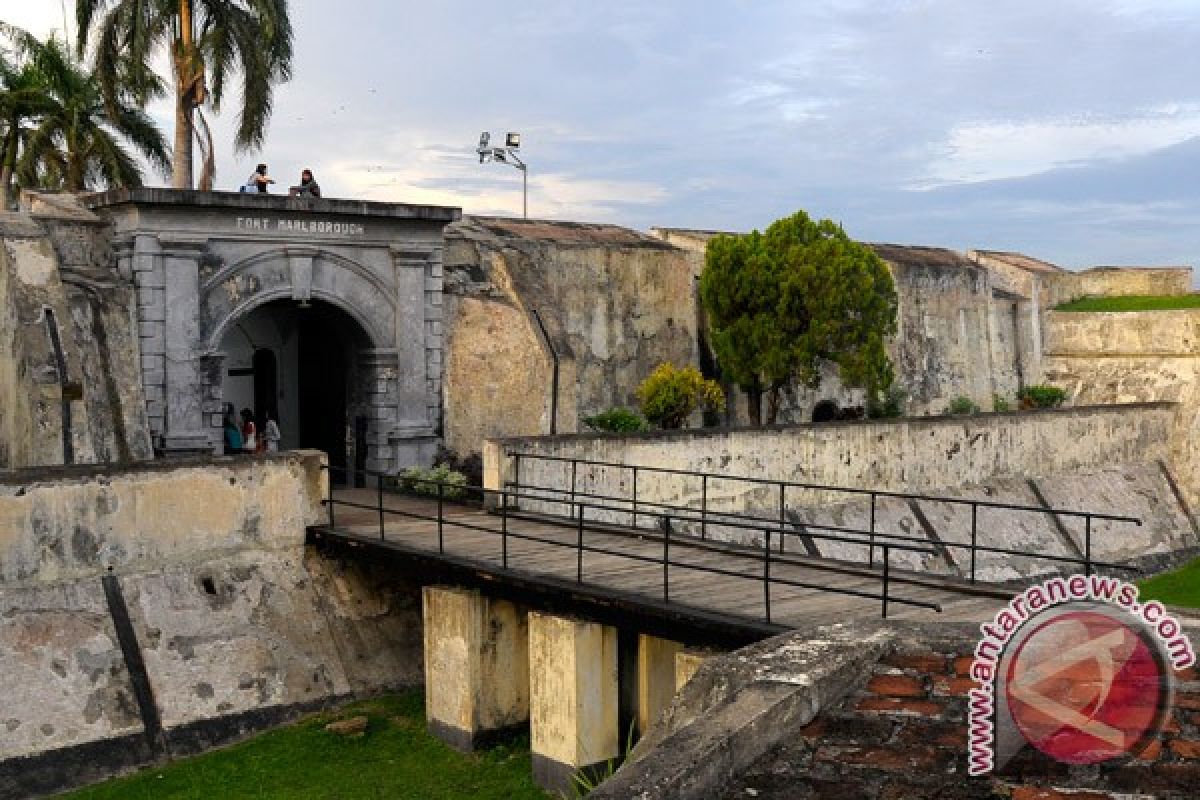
[240,408,258,454]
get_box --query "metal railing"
[318,465,944,622]
[505,452,1143,581]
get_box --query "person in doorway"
[222,405,242,454]
[241,164,274,193]
[263,412,282,453]
[240,408,258,454]
[288,169,321,197]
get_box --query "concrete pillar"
[160,240,212,454]
[422,586,529,751]
[637,634,682,734]
[674,648,714,692]
[529,611,618,795]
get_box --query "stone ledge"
[83,188,461,223]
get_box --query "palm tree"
[16,36,169,192]
[77,0,293,190]
[0,25,55,206]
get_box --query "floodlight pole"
[477,132,528,219]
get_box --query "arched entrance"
[216,298,374,483]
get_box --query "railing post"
[763,529,772,624]
[377,473,385,541]
[570,459,578,519]
[970,504,978,584]
[881,543,890,619]
[327,467,336,528]
[662,514,670,603]
[701,474,708,540]
[437,481,445,554]
[501,488,509,569]
[577,504,585,583]
[778,483,786,554]
[1085,515,1093,577]
[868,492,877,567]
[513,453,522,512]
[632,466,639,530]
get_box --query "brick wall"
[722,640,1200,799]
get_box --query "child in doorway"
[264,412,281,453]
[240,408,258,454]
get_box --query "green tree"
[77,0,293,189]
[700,210,898,425]
[636,363,725,429]
[16,35,168,192]
[0,24,54,207]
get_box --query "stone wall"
[1042,266,1193,308]
[0,452,423,797]
[0,198,153,471]
[593,622,1200,799]
[1043,309,1200,508]
[442,217,700,457]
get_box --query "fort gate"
[86,190,460,475]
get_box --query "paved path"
[312,489,1011,638]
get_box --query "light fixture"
[476,130,528,219]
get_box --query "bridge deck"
[311,489,1010,642]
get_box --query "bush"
[992,394,1011,413]
[1018,385,1067,409]
[867,387,906,419]
[947,395,979,415]
[636,364,725,429]
[399,463,467,499]
[583,408,648,433]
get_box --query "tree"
[77,0,293,189]
[700,210,898,425]
[16,35,169,192]
[636,363,725,430]
[0,24,54,207]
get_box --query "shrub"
[583,407,648,433]
[867,387,906,419]
[636,364,725,429]
[1018,385,1067,409]
[992,394,1011,413]
[399,463,467,499]
[947,395,979,415]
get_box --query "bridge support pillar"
[529,611,618,795]
[675,647,714,692]
[421,586,529,751]
[637,634,682,734]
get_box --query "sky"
[5,0,1200,268]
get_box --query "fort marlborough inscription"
[236,217,366,236]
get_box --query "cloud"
[918,108,1200,188]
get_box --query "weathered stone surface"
[442,217,698,456]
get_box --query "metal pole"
[632,466,639,529]
[502,489,508,569]
[778,484,786,554]
[522,166,527,219]
[763,529,772,624]
[882,544,890,619]
[570,459,578,519]
[513,453,521,511]
[868,492,876,567]
[437,481,444,554]
[377,473,384,541]
[970,504,978,584]
[577,504,585,583]
[1085,516,1093,577]
[701,474,708,540]
[662,515,670,603]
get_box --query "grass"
[1138,557,1200,609]
[59,691,549,800]
[1054,294,1200,312]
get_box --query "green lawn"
[1138,557,1200,609]
[60,691,549,800]
[1054,294,1200,312]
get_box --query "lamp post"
[477,131,527,219]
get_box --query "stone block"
[422,586,529,751]
[528,611,618,796]
[138,335,165,356]
[638,635,683,735]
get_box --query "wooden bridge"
[309,485,1020,646]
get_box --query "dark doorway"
[297,304,361,483]
[253,348,278,425]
